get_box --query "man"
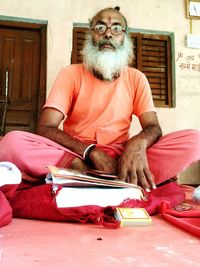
[0,7,200,192]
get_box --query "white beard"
[82,34,134,82]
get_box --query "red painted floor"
[0,185,199,266]
[0,214,200,267]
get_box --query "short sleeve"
[44,65,80,116]
[132,71,155,117]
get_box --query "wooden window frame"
[129,29,176,108]
[71,24,175,108]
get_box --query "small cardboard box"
[115,207,152,227]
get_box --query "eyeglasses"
[91,24,126,35]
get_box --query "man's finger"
[117,169,127,181]
[137,170,151,192]
[128,171,137,185]
[144,169,156,189]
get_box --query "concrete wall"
[0,0,200,183]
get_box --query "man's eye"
[111,25,122,32]
[95,25,105,31]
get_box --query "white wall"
[1,0,200,182]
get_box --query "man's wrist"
[83,144,96,163]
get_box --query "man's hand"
[118,138,156,192]
[117,112,162,191]
[37,108,117,174]
[89,148,117,174]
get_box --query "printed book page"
[46,166,146,207]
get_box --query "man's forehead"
[93,10,125,26]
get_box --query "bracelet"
[83,144,96,163]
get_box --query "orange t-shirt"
[44,64,155,145]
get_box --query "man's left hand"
[117,138,156,192]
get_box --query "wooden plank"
[148,77,166,83]
[145,72,166,78]
[142,56,166,63]
[142,47,166,54]
[145,69,166,73]
[143,62,167,68]
[151,84,166,89]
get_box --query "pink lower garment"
[0,129,200,185]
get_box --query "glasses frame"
[91,24,126,35]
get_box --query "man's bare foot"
[69,157,89,172]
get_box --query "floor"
[0,186,199,267]
[0,213,200,266]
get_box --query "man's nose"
[104,28,112,38]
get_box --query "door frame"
[0,15,47,119]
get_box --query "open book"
[46,166,139,188]
[46,166,145,208]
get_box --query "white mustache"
[97,38,121,49]
[98,40,115,49]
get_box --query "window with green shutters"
[71,26,175,108]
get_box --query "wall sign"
[176,51,200,72]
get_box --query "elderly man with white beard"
[0,7,200,192]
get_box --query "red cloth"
[8,181,185,228]
[0,184,18,227]
[160,201,200,238]
[0,190,12,227]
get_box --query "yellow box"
[114,207,152,227]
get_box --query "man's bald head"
[90,7,128,30]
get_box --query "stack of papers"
[46,166,145,208]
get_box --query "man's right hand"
[89,148,117,174]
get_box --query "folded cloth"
[160,201,200,238]
[0,191,12,227]
[0,162,22,227]
[0,161,22,186]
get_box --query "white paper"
[55,187,142,208]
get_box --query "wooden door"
[0,20,47,135]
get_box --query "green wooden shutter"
[72,27,174,107]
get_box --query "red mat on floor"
[0,185,199,267]
[0,214,199,266]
